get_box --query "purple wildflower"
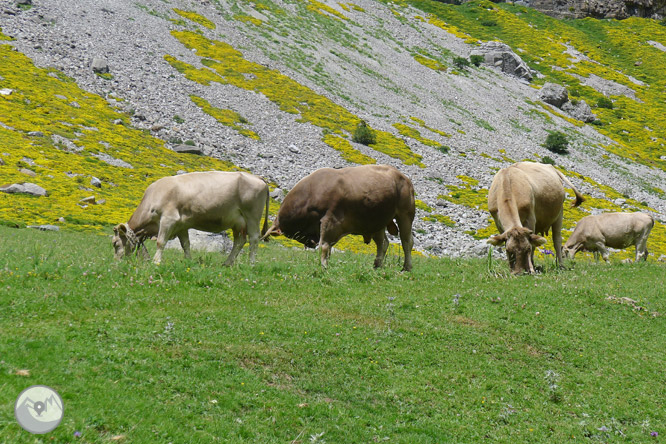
[74,431,82,438]
[651,431,658,437]
[541,249,554,256]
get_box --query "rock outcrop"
[469,41,533,82]
[538,83,568,108]
[517,0,666,19]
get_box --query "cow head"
[112,223,137,259]
[562,242,580,260]
[488,227,546,274]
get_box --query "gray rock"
[468,241,491,258]
[270,188,285,202]
[469,41,533,81]
[561,99,596,123]
[28,224,60,232]
[172,144,204,155]
[0,182,48,196]
[0,157,4,166]
[28,131,44,137]
[91,56,109,74]
[614,198,627,206]
[288,144,301,154]
[0,88,13,96]
[80,195,96,204]
[91,176,102,188]
[176,170,188,175]
[92,152,133,168]
[538,82,569,108]
[19,168,36,177]
[17,0,32,5]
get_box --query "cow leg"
[177,230,191,260]
[319,216,341,268]
[247,220,260,265]
[225,227,246,266]
[593,250,600,262]
[372,230,389,268]
[594,242,610,262]
[154,217,178,265]
[635,234,650,262]
[552,216,563,268]
[395,215,413,272]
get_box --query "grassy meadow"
[1,226,666,443]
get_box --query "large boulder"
[469,41,533,82]
[91,56,109,74]
[538,82,569,108]
[0,182,48,196]
[561,99,597,123]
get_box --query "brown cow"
[487,162,584,274]
[112,171,269,265]
[262,165,415,271]
[563,212,654,262]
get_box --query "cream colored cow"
[563,212,654,262]
[113,171,269,265]
[487,162,584,274]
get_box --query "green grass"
[1,227,666,442]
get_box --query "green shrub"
[0,219,26,228]
[597,97,614,109]
[470,55,484,67]
[541,156,556,165]
[352,120,376,146]
[436,145,450,154]
[453,56,470,70]
[173,115,185,124]
[480,19,497,27]
[184,140,195,146]
[544,131,569,154]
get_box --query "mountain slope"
[1,0,665,259]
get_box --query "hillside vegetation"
[1,227,666,442]
[0,0,665,259]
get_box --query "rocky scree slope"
[1,0,665,259]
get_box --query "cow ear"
[529,234,547,246]
[487,233,507,246]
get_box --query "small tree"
[470,55,484,67]
[597,97,614,109]
[453,56,470,70]
[352,120,376,146]
[541,156,555,165]
[544,131,569,154]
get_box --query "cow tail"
[261,185,270,239]
[555,169,585,207]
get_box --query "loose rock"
[0,182,48,196]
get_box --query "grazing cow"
[112,171,269,265]
[262,165,415,271]
[487,162,584,274]
[563,212,654,262]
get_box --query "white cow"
[563,212,654,262]
[112,171,269,265]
